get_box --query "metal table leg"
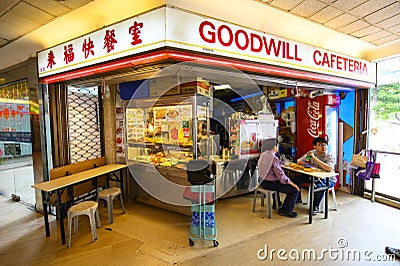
[324,178,329,219]
[309,177,314,224]
[371,178,376,202]
[56,189,66,245]
[41,190,50,237]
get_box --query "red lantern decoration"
[4,108,9,120]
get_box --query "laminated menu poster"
[239,120,260,157]
[239,119,278,158]
[153,105,192,122]
[152,105,192,143]
[116,107,125,158]
[197,106,207,120]
[125,108,145,143]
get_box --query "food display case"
[125,94,211,168]
[124,93,213,216]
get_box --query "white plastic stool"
[319,187,338,212]
[304,185,338,212]
[98,187,126,224]
[67,200,101,248]
[252,187,279,218]
[303,180,338,213]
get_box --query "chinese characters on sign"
[104,29,118,53]
[47,51,56,69]
[82,37,95,59]
[64,44,74,64]
[45,21,144,70]
[129,21,143,46]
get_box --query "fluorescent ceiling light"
[214,84,232,90]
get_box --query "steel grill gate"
[67,86,101,163]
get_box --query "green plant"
[372,82,400,122]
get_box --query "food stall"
[120,74,277,214]
[119,77,213,214]
[35,5,374,216]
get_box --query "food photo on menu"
[154,108,166,120]
[166,109,180,119]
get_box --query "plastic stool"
[304,175,339,211]
[98,187,126,224]
[319,187,338,212]
[252,187,279,218]
[67,200,101,248]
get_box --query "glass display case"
[125,94,211,168]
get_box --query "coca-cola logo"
[307,100,320,138]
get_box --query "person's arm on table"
[297,152,308,166]
[271,158,300,191]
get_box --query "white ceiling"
[1,0,399,51]
[0,0,94,49]
[260,0,400,46]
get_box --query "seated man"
[257,138,300,218]
[296,136,336,215]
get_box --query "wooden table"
[32,164,128,245]
[281,165,335,224]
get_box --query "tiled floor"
[0,190,399,265]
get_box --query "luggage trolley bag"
[186,160,218,247]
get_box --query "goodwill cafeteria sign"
[37,7,375,83]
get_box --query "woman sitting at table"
[257,138,300,218]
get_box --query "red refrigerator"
[296,93,340,161]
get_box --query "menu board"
[151,105,192,143]
[153,105,192,122]
[126,108,145,142]
[240,120,260,157]
[116,107,125,157]
[239,119,277,158]
[197,106,207,120]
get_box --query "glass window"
[0,81,34,205]
[367,56,400,200]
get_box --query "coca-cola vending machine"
[296,93,340,161]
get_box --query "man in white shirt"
[296,137,336,215]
